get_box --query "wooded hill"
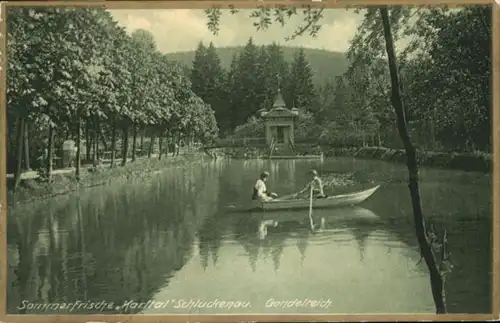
[166,46,349,86]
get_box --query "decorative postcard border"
[0,1,498,322]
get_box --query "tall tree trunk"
[13,116,25,191]
[23,123,30,171]
[75,119,81,181]
[165,132,170,157]
[131,123,137,162]
[95,115,101,161]
[88,136,94,161]
[46,126,54,182]
[171,132,176,157]
[98,115,108,152]
[430,108,437,149]
[92,117,98,163]
[121,124,129,167]
[176,134,181,156]
[158,132,164,160]
[148,134,156,158]
[110,116,117,169]
[140,129,145,156]
[85,118,91,162]
[99,130,108,152]
[380,7,446,314]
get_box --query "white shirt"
[254,179,272,201]
[311,176,325,196]
[302,176,325,196]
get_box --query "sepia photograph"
[0,1,496,319]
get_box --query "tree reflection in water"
[246,207,391,271]
[7,158,490,314]
[217,206,383,273]
[7,162,222,314]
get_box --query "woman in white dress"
[251,171,278,202]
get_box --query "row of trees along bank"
[7,8,219,190]
[207,7,491,154]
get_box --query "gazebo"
[259,89,299,147]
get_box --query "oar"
[276,192,298,201]
[308,186,315,232]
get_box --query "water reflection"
[7,158,490,314]
[253,207,383,265]
[8,162,222,314]
[143,204,435,314]
[197,213,225,270]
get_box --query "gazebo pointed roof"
[259,88,299,119]
[260,89,298,119]
[272,89,286,109]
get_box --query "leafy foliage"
[6,7,219,178]
[190,42,228,134]
[203,7,490,153]
[345,6,491,152]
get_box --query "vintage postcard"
[0,1,498,322]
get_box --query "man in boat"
[252,171,278,202]
[297,169,327,199]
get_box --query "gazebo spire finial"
[272,73,286,109]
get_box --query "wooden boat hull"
[253,185,380,211]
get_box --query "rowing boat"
[252,185,381,211]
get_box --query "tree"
[7,8,48,188]
[7,8,122,183]
[261,42,289,108]
[416,6,490,151]
[231,116,265,139]
[231,38,262,126]
[379,7,446,313]
[190,42,207,98]
[224,53,240,132]
[190,42,228,133]
[286,48,317,113]
[315,78,336,121]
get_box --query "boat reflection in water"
[253,206,382,264]
[142,204,434,314]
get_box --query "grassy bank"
[6,153,208,206]
[323,146,491,173]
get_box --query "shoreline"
[206,145,491,173]
[6,153,208,206]
[322,146,491,173]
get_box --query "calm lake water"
[6,157,492,314]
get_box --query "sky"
[108,9,364,54]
